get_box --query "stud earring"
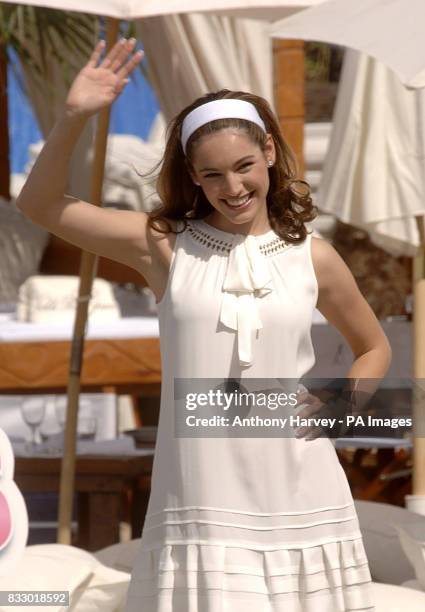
[267,160,273,168]
[194,181,201,186]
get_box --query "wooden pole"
[57,17,120,545]
[412,216,425,498]
[272,39,305,177]
[0,44,10,200]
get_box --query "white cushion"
[395,523,425,590]
[0,198,49,304]
[95,539,140,573]
[402,579,424,591]
[16,275,121,323]
[0,544,130,611]
[354,500,418,584]
[373,581,425,610]
[26,136,163,214]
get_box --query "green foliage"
[0,4,95,85]
[0,6,149,87]
[305,42,344,83]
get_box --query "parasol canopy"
[270,0,425,89]
[7,0,324,21]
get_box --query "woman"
[17,39,391,611]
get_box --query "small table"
[14,452,154,551]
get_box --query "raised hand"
[65,38,144,118]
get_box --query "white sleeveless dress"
[125,219,375,611]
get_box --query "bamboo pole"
[57,17,120,545]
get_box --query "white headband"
[181,99,266,154]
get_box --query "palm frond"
[1,3,95,87]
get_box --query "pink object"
[0,492,12,550]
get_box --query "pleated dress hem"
[127,536,375,611]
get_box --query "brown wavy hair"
[147,89,317,244]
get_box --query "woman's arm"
[311,235,392,407]
[15,39,160,277]
[294,235,393,441]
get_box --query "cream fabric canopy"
[270,0,425,89]
[7,0,324,21]
[138,14,273,123]
[317,50,425,257]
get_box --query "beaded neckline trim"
[187,220,291,257]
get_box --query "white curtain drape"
[317,49,425,257]
[137,13,273,123]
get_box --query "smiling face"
[189,128,276,235]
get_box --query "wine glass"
[20,397,46,453]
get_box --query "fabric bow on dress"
[219,234,273,366]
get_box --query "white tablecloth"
[11,436,154,458]
[0,314,159,342]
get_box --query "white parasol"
[8,0,325,21]
[270,0,425,89]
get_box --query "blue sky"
[8,46,160,174]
